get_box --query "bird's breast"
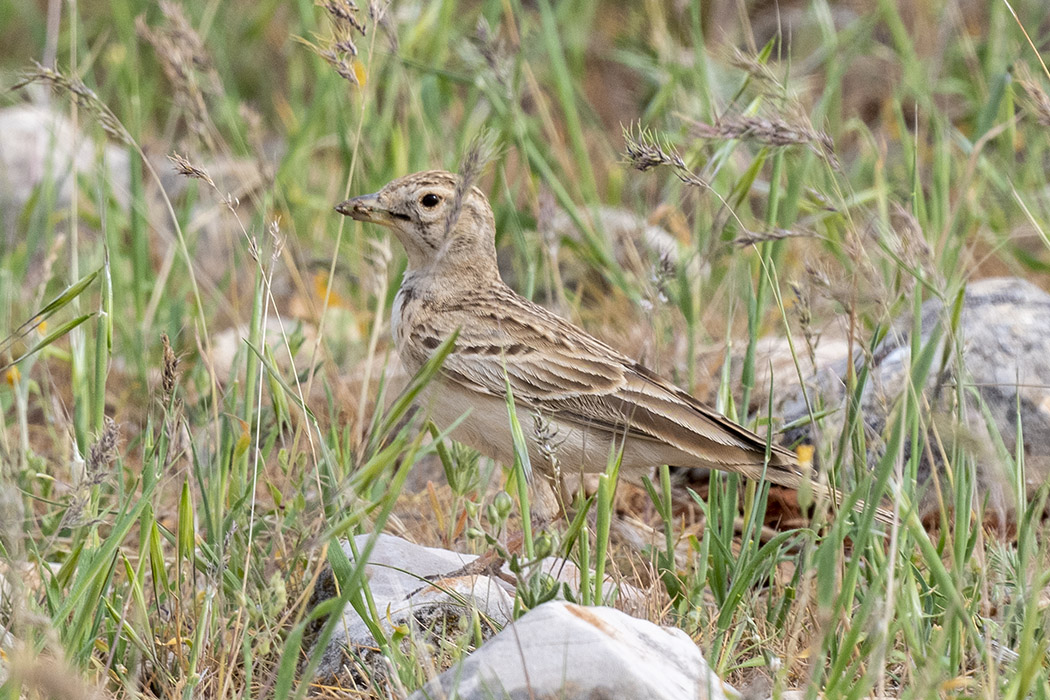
[390,285,408,346]
[392,275,426,344]
[391,279,433,374]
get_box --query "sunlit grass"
[1,0,1050,697]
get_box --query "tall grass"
[1,0,1050,697]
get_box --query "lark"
[336,170,882,521]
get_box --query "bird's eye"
[420,193,441,208]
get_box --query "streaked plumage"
[336,170,884,521]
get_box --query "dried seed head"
[59,493,89,531]
[167,151,216,188]
[13,62,132,144]
[650,251,675,304]
[368,0,387,22]
[888,203,933,274]
[319,47,359,85]
[622,124,710,189]
[789,279,819,369]
[444,130,498,237]
[1015,63,1050,128]
[532,412,564,470]
[137,2,221,146]
[322,0,367,34]
[623,124,673,172]
[726,47,781,87]
[789,280,812,328]
[159,0,214,73]
[317,0,368,86]
[332,39,359,57]
[86,418,120,487]
[161,332,179,399]
[268,219,285,262]
[690,115,838,167]
[471,16,511,91]
[370,0,397,52]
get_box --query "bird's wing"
[411,287,800,480]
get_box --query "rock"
[207,316,324,386]
[0,104,291,308]
[308,534,641,684]
[762,277,1050,523]
[0,103,130,242]
[513,206,703,297]
[408,599,733,700]
[307,533,514,683]
[550,206,694,276]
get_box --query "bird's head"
[336,170,497,275]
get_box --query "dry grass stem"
[731,227,815,247]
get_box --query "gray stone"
[307,533,514,683]
[408,600,732,700]
[763,277,1050,522]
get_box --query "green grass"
[2,0,1050,697]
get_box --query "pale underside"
[416,378,786,485]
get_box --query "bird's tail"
[801,476,896,526]
[756,449,896,526]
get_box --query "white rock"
[207,316,318,385]
[0,104,129,235]
[310,534,643,683]
[408,599,734,700]
[309,533,513,682]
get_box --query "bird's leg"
[420,477,565,589]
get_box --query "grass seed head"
[13,62,131,144]
[137,2,221,146]
[167,151,215,188]
[86,418,120,487]
[161,332,180,399]
[1015,63,1050,128]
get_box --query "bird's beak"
[334,193,394,226]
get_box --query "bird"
[335,170,888,523]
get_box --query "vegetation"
[1,0,1050,697]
